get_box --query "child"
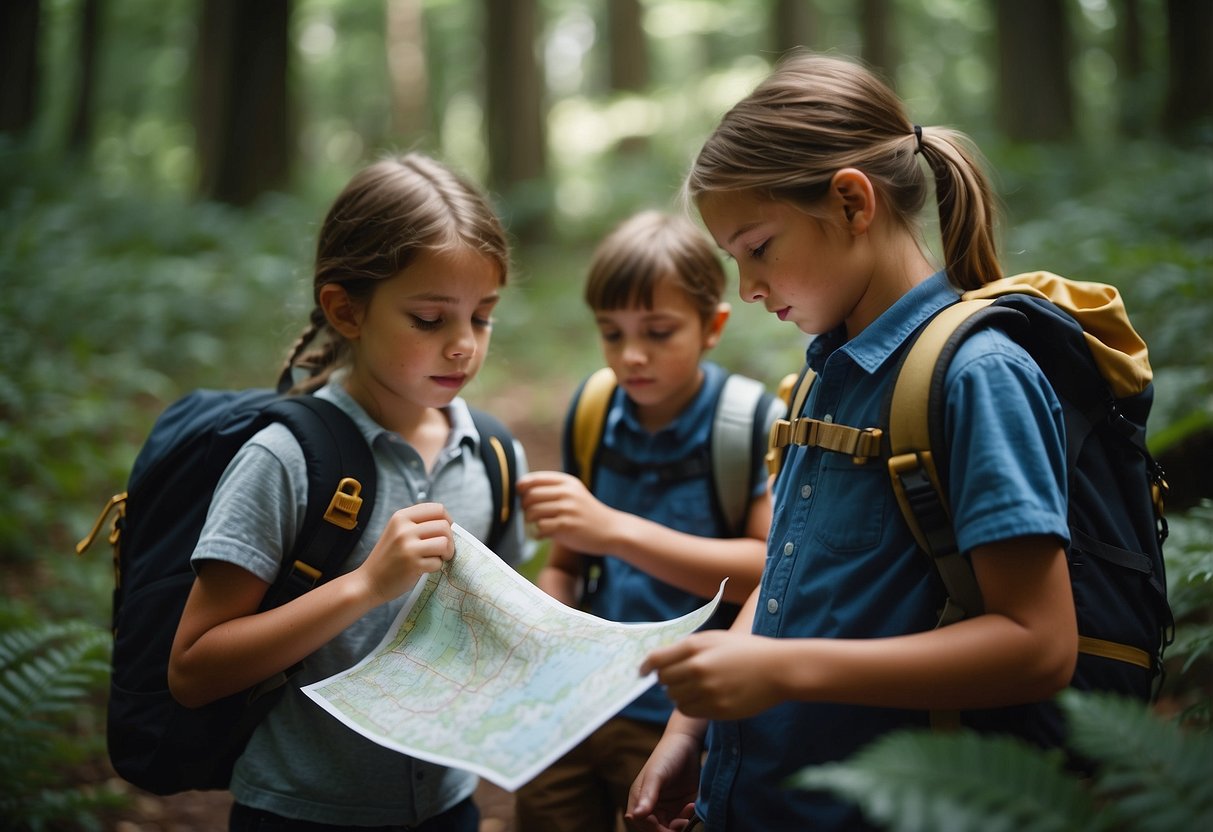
[514,210,779,832]
[167,152,529,831]
[627,52,1076,831]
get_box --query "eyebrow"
[726,222,763,246]
[409,292,500,305]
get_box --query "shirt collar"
[317,370,475,454]
[807,270,959,375]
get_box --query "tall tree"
[484,0,548,241]
[68,0,101,154]
[860,0,896,80]
[608,0,648,93]
[194,0,293,205]
[994,0,1074,141]
[1163,0,1213,141]
[386,0,428,143]
[1115,0,1147,136]
[771,0,817,58]
[0,0,40,137]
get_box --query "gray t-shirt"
[191,379,529,825]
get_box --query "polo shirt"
[576,360,772,724]
[191,377,529,826]
[697,272,1069,831]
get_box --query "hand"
[518,471,619,554]
[358,502,454,604]
[640,631,786,720]
[625,729,702,832]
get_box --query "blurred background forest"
[1,0,1211,829]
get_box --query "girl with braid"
[169,153,529,831]
[627,52,1075,831]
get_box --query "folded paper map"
[302,524,724,791]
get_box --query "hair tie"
[912,125,924,155]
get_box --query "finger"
[640,640,696,676]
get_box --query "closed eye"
[748,240,769,259]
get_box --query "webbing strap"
[572,367,618,489]
[1078,635,1152,669]
[768,417,883,462]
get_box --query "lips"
[431,373,466,389]
[775,307,791,321]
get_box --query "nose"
[621,338,647,367]
[738,268,767,304]
[446,322,477,360]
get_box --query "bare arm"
[519,470,769,604]
[169,503,455,707]
[642,535,1076,718]
[535,540,583,607]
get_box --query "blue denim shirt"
[697,272,1069,831]
[573,361,769,724]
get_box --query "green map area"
[302,525,723,790]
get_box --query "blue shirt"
[698,273,1069,831]
[572,361,772,724]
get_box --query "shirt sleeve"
[942,328,1070,555]
[191,424,306,583]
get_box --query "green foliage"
[791,690,1213,832]
[0,615,124,831]
[1161,502,1213,712]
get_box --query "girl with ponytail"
[629,52,1075,831]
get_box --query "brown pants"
[514,716,666,832]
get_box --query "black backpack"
[77,387,518,795]
[769,273,1174,709]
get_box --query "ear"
[703,302,731,349]
[830,168,876,235]
[318,282,364,340]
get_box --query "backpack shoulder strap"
[886,298,1002,626]
[469,407,518,552]
[565,367,618,488]
[765,364,819,478]
[711,374,777,536]
[261,396,378,607]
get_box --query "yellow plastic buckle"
[323,477,364,530]
[76,493,127,555]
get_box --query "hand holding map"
[302,524,724,791]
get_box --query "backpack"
[76,386,518,795]
[768,272,1174,704]
[566,367,780,600]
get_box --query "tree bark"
[608,0,648,93]
[0,0,40,136]
[1163,0,1213,141]
[771,0,817,58]
[860,0,896,81]
[386,0,428,143]
[194,0,293,205]
[994,0,1074,142]
[68,0,102,154]
[484,0,548,241]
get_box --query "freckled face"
[345,246,501,416]
[698,190,867,337]
[594,279,721,430]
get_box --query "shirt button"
[823,413,834,423]
[767,598,779,615]
[783,541,794,556]
[417,490,427,500]
[800,484,812,499]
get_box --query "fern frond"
[0,621,108,725]
[789,729,1105,832]
[1059,690,1213,831]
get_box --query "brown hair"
[686,51,1001,291]
[584,210,725,323]
[283,153,509,390]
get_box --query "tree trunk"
[1163,0,1213,141]
[608,0,648,93]
[771,0,817,58]
[386,0,428,143]
[994,0,1074,142]
[484,0,548,241]
[68,0,102,154]
[860,0,896,82]
[1115,0,1147,136]
[0,0,40,136]
[194,0,293,206]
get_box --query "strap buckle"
[323,477,364,530]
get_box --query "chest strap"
[767,417,883,468]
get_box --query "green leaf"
[790,729,1104,832]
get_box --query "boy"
[514,210,779,832]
